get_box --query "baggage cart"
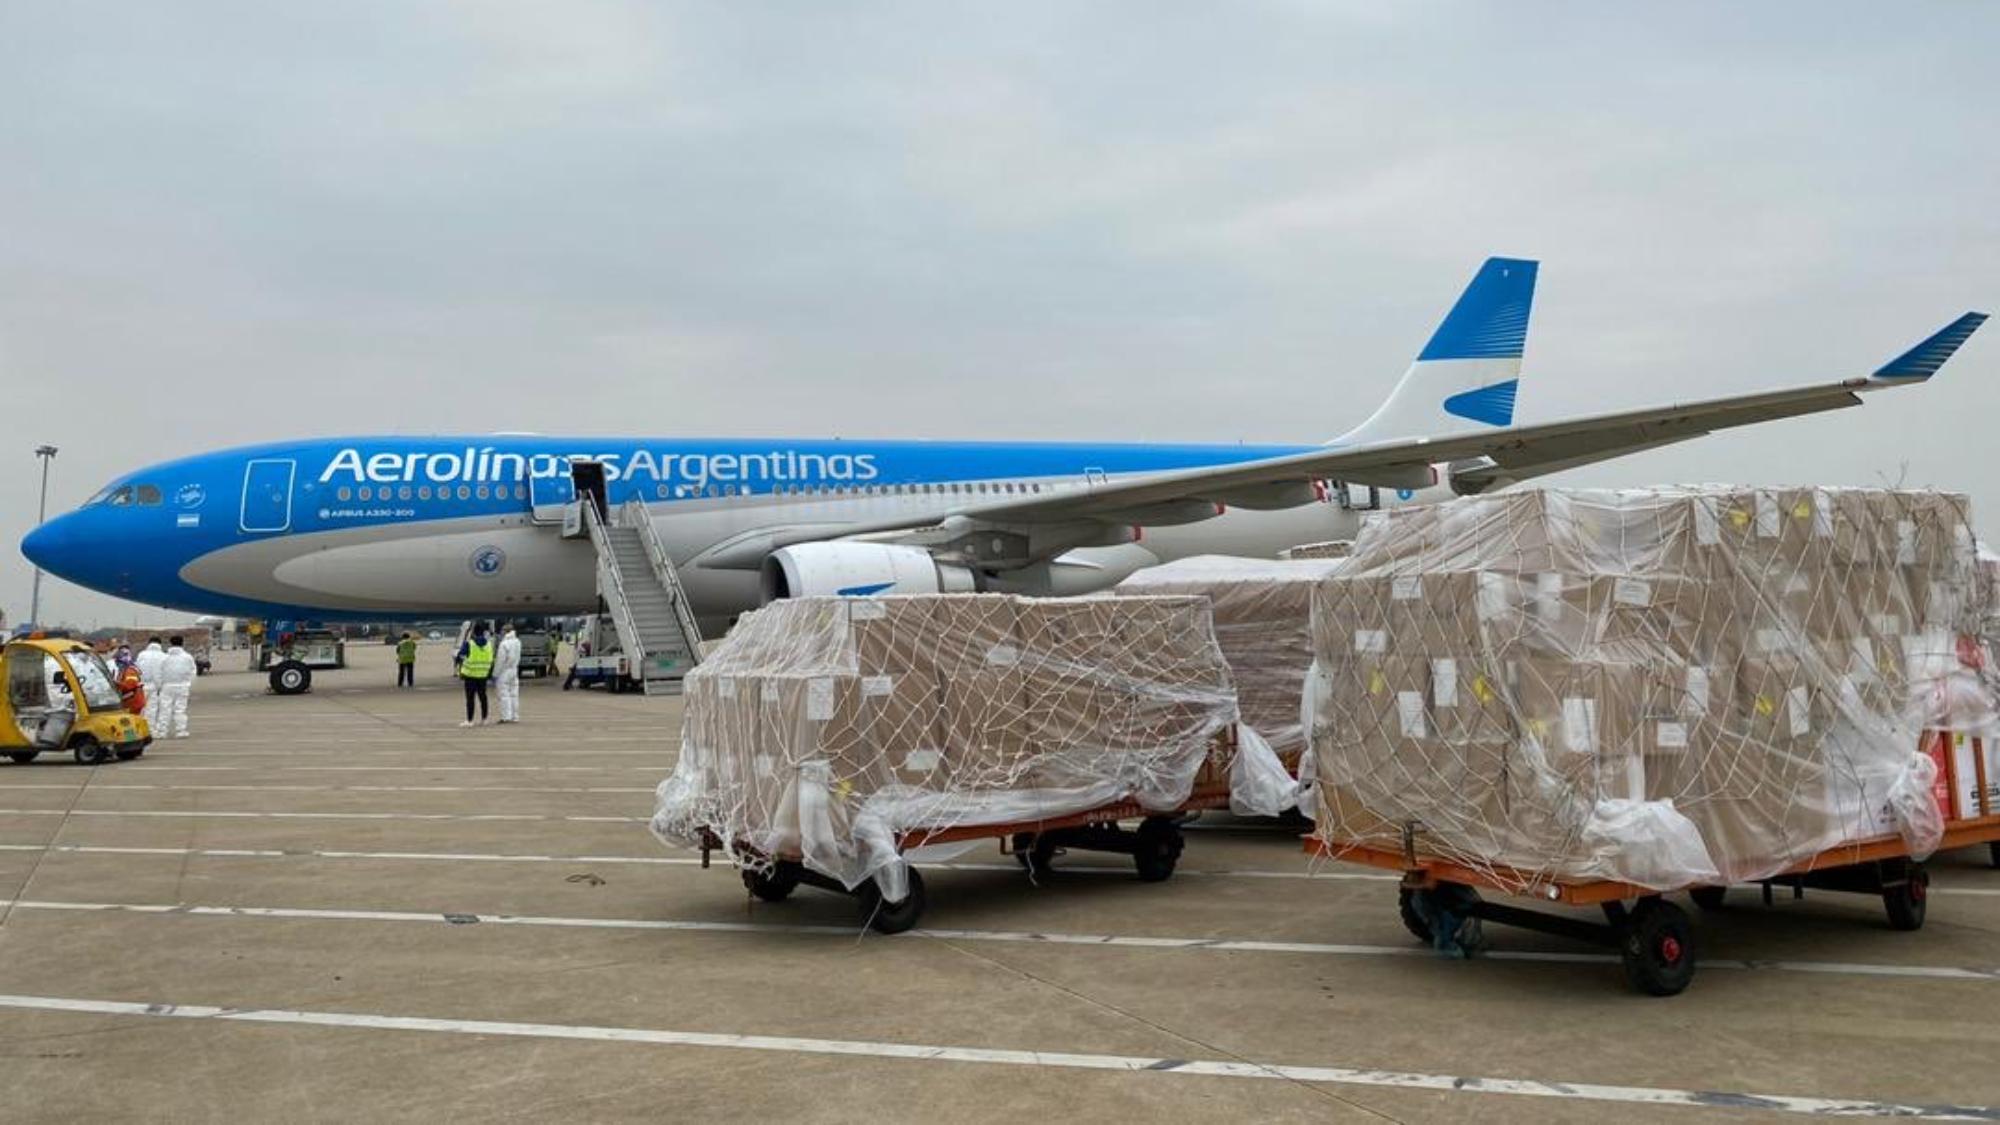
[700,730,1240,934]
[1306,730,2000,996]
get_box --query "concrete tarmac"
[1,645,1996,1122]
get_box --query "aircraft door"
[570,460,609,521]
[240,459,296,532]
[528,466,574,525]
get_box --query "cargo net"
[1307,487,1998,893]
[1113,555,1348,772]
[652,594,1241,898]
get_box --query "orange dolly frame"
[701,730,1240,934]
[1305,730,2000,996]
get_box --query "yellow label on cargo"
[834,779,856,800]
[1755,695,1774,716]
[1472,675,1493,703]
[1793,500,1812,520]
[1368,670,1386,696]
[1527,718,1548,737]
[1730,508,1751,528]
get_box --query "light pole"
[29,445,57,628]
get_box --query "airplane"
[20,257,1987,648]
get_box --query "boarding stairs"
[579,499,704,695]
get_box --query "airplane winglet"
[1871,311,1988,381]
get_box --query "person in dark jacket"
[395,633,418,688]
[454,624,495,727]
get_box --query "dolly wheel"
[742,864,800,903]
[1989,842,1999,870]
[6,752,38,765]
[1397,888,1433,944]
[1688,885,1728,911]
[72,740,110,767]
[860,867,926,934]
[1884,866,1929,932]
[270,661,311,695]
[1012,833,1058,879]
[115,747,145,761]
[1621,899,1697,997]
[1133,817,1184,883]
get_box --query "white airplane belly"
[182,519,597,614]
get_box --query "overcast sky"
[3,3,1994,627]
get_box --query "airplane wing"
[711,311,1987,567]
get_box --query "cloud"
[2,2,1995,626]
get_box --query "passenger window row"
[322,477,1064,508]
[333,484,532,504]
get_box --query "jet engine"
[760,542,978,603]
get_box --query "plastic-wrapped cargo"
[1307,487,1995,892]
[1281,540,1355,561]
[1113,555,1346,770]
[652,593,1243,898]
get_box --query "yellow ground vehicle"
[3,638,150,765]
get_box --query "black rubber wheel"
[72,740,110,767]
[1012,833,1058,879]
[859,867,926,934]
[742,865,800,903]
[1884,866,1929,931]
[115,747,144,761]
[1989,841,1999,870]
[270,661,311,695]
[1688,885,1728,911]
[1132,817,1184,883]
[1397,888,1434,944]
[6,752,39,765]
[1621,898,1697,997]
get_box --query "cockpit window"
[94,483,162,507]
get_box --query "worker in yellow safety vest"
[454,624,495,727]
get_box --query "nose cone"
[20,514,73,574]
[20,510,121,596]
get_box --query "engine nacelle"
[760,542,978,603]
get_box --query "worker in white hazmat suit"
[157,635,199,738]
[494,624,522,724]
[133,637,167,732]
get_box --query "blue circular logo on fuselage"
[469,546,507,578]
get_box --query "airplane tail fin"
[1332,256,1538,446]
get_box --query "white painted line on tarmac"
[151,746,672,754]
[126,765,666,772]
[0,993,1988,1118]
[0,808,644,824]
[162,738,669,745]
[0,783,653,795]
[0,843,1359,882]
[0,844,693,865]
[4,897,1994,985]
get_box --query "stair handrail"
[580,499,646,672]
[624,499,704,670]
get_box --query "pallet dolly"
[701,733,1243,934]
[1307,731,2000,996]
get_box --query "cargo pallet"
[699,735,1243,934]
[1306,730,2000,996]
